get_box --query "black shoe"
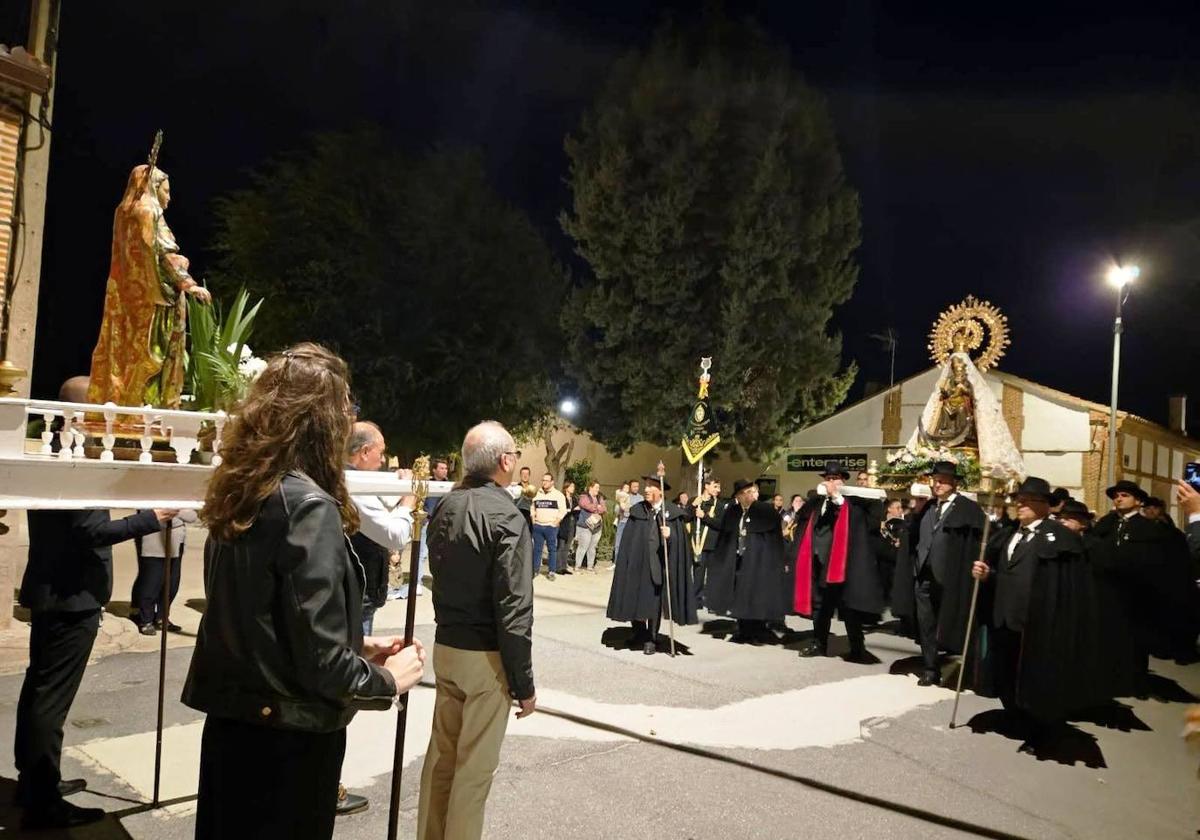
[917,671,941,687]
[22,799,106,830]
[138,623,157,636]
[154,619,183,633]
[558,567,573,575]
[335,784,369,816]
[798,642,828,657]
[643,641,656,656]
[59,778,87,797]
[843,649,878,665]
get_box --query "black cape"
[705,500,789,620]
[888,509,924,624]
[793,496,884,618]
[1091,511,1200,661]
[973,520,1110,719]
[925,495,986,653]
[607,501,698,625]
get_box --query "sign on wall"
[786,453,869,472]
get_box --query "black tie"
[1019,526,1033,541]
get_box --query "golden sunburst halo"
[927,295,1010,372]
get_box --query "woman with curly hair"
[182,342,425,839]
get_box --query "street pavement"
[0,533,1197,839]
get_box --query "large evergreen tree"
[211,130,565,455]
[560,18,860,461]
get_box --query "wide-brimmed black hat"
[641,474,672,493]
[1050,487,1073,505]
[1105,479,1148,503]
[817,460,850,480]
[1145,496,1166,509]
[1059,499,1094,522]
[732,478,757,495]
[925,460,959,480]
[1012,476,1053,502]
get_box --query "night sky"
[5,1,1199,430]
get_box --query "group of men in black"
[606,459,1199,745]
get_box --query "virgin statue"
[86,157,210,409]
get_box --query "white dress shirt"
[355,494,414,551]
[1006,518,1043,562]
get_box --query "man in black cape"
[606,473,698,655]
[889,484,932,639]
[912,461,985,687]
[690,475,726,609]
[1090,480,1200,673]
[792,462,883,663]
[970,477,1109,740]
[700,478,788,644]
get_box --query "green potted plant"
[185,287,265,413]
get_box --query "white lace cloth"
[905,352,1025,481]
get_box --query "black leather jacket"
[182,472,397,732]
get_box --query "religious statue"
[87,133,211,409]
[923,350,977,449]
[906,295,1025,480]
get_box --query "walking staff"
[656,461,677,657]
[388,457,431,839]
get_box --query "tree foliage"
[560,18,860,461]
[210,130,565,455]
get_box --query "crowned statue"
[905,296,1025,481]
[86,133,211,410]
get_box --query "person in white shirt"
[530,473,568,579]
[131,509,200,635]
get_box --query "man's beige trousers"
[416,644,512,840]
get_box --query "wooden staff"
[387,457,430,839]
[949,477,1013,729]
[152,516,173,807]
[657,461,676,657]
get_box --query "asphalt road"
[0,569,1197,839]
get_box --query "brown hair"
[203,342,360,541]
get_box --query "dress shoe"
[843,649,877,665]
[917,671,941,687]
[22,799,105,830]
[154,619,183,633]
[335,784,369,816]
[642,641,656,655]
[138,623,157,636]
[798,642,828,657]
[59,778,87,797]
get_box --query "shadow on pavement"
[965,709,1106,769]
[0,774,168,839]
[600,626,693,656]
[1070,701,1152,733]
[1138,672,1199,704]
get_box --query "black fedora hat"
[732,478,756,495]
[1013,476,1053,502]
[1105,479,1148,503]
[1050,487,1073,505]
[1059,499,1094,522]
[925,460,960,480]
[641,474,672,493]
[817,460,850,480]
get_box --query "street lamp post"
[1105,264,1139,492]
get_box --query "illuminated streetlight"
[1106,264,1140,288]
[1105,263,1140,490]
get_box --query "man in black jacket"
[16,504,169,829]
[912,461,985,686]
[691,475,725,608]
[792,462,883,662]
[418,421,535,840]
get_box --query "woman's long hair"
[203,342,360,541]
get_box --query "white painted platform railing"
[0,397,453,509]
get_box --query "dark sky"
[6,1,1199,430]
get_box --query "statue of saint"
[926,355,978,449]
[86,160,211,409]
